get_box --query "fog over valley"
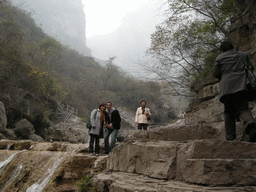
[11,0,167,77]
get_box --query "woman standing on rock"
[135,100,151,130]
[213,40,256,142]
[89,103,106,155]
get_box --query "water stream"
[26,156,64,192]
[1,164,23,191]
[0,152,20,176]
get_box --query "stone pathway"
[94,172,256,192]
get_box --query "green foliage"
[0,2,170,122]
[78,176,96,192]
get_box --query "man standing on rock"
[213,40,256,142]
[104,102,121,154]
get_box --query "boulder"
[0,129,17,140]
[14,119,35,138]
[0,101,7,130]
[28,134,44,142]
[50,122,89,143]
[0,85,56,133]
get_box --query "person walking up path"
[213,40,256,142]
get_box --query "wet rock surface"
[0,140,108,192]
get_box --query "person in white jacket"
[135,100,151,130]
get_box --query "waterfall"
[0,152,19,176]
[1,164,23,191]
[26,157,63,192]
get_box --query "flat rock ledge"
[93,172,256,192]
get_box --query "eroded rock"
[0,141,106,192]
[49,122,89,143]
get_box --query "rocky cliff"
[185,0,256,141]
[11,0,91,56]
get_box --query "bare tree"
[144,0,240,96]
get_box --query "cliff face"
[11,0,91,56]
[185,1,256,140]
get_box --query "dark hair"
[106,102,112,106]
[140,100,146,104]
[99,103,106,109]
[220,41,234,52]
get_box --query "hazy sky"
[82,0,168,76]
[82,0,166,38]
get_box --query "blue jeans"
[104,128,118,153]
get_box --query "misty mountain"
[10,0,91,56]
[87,3,164,73]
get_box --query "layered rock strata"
[185,1,256,140]
[94,125,256,191]
[0,140,107,192]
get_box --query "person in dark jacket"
[213,40,256,142]
[104,101,121,154]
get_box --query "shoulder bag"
[86,110,98,129]
[242,53,256,101]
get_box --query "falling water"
[0,152,19,175]
[1,164,23,191]
[26,157,63,192]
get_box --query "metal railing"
[55,99,78,123]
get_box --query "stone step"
[107,139,256,186]
[176,139,256,181]
[127,124,220,142]
[107,141,179,180]
[93,172,256,192]
[183,158,256,186]
[177,139,256,160]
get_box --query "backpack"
[86,110,98,129]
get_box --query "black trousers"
[89,134,99,154]
[138,123,148,130]
[224,92,255,140]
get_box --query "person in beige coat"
[135,100,151,130]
